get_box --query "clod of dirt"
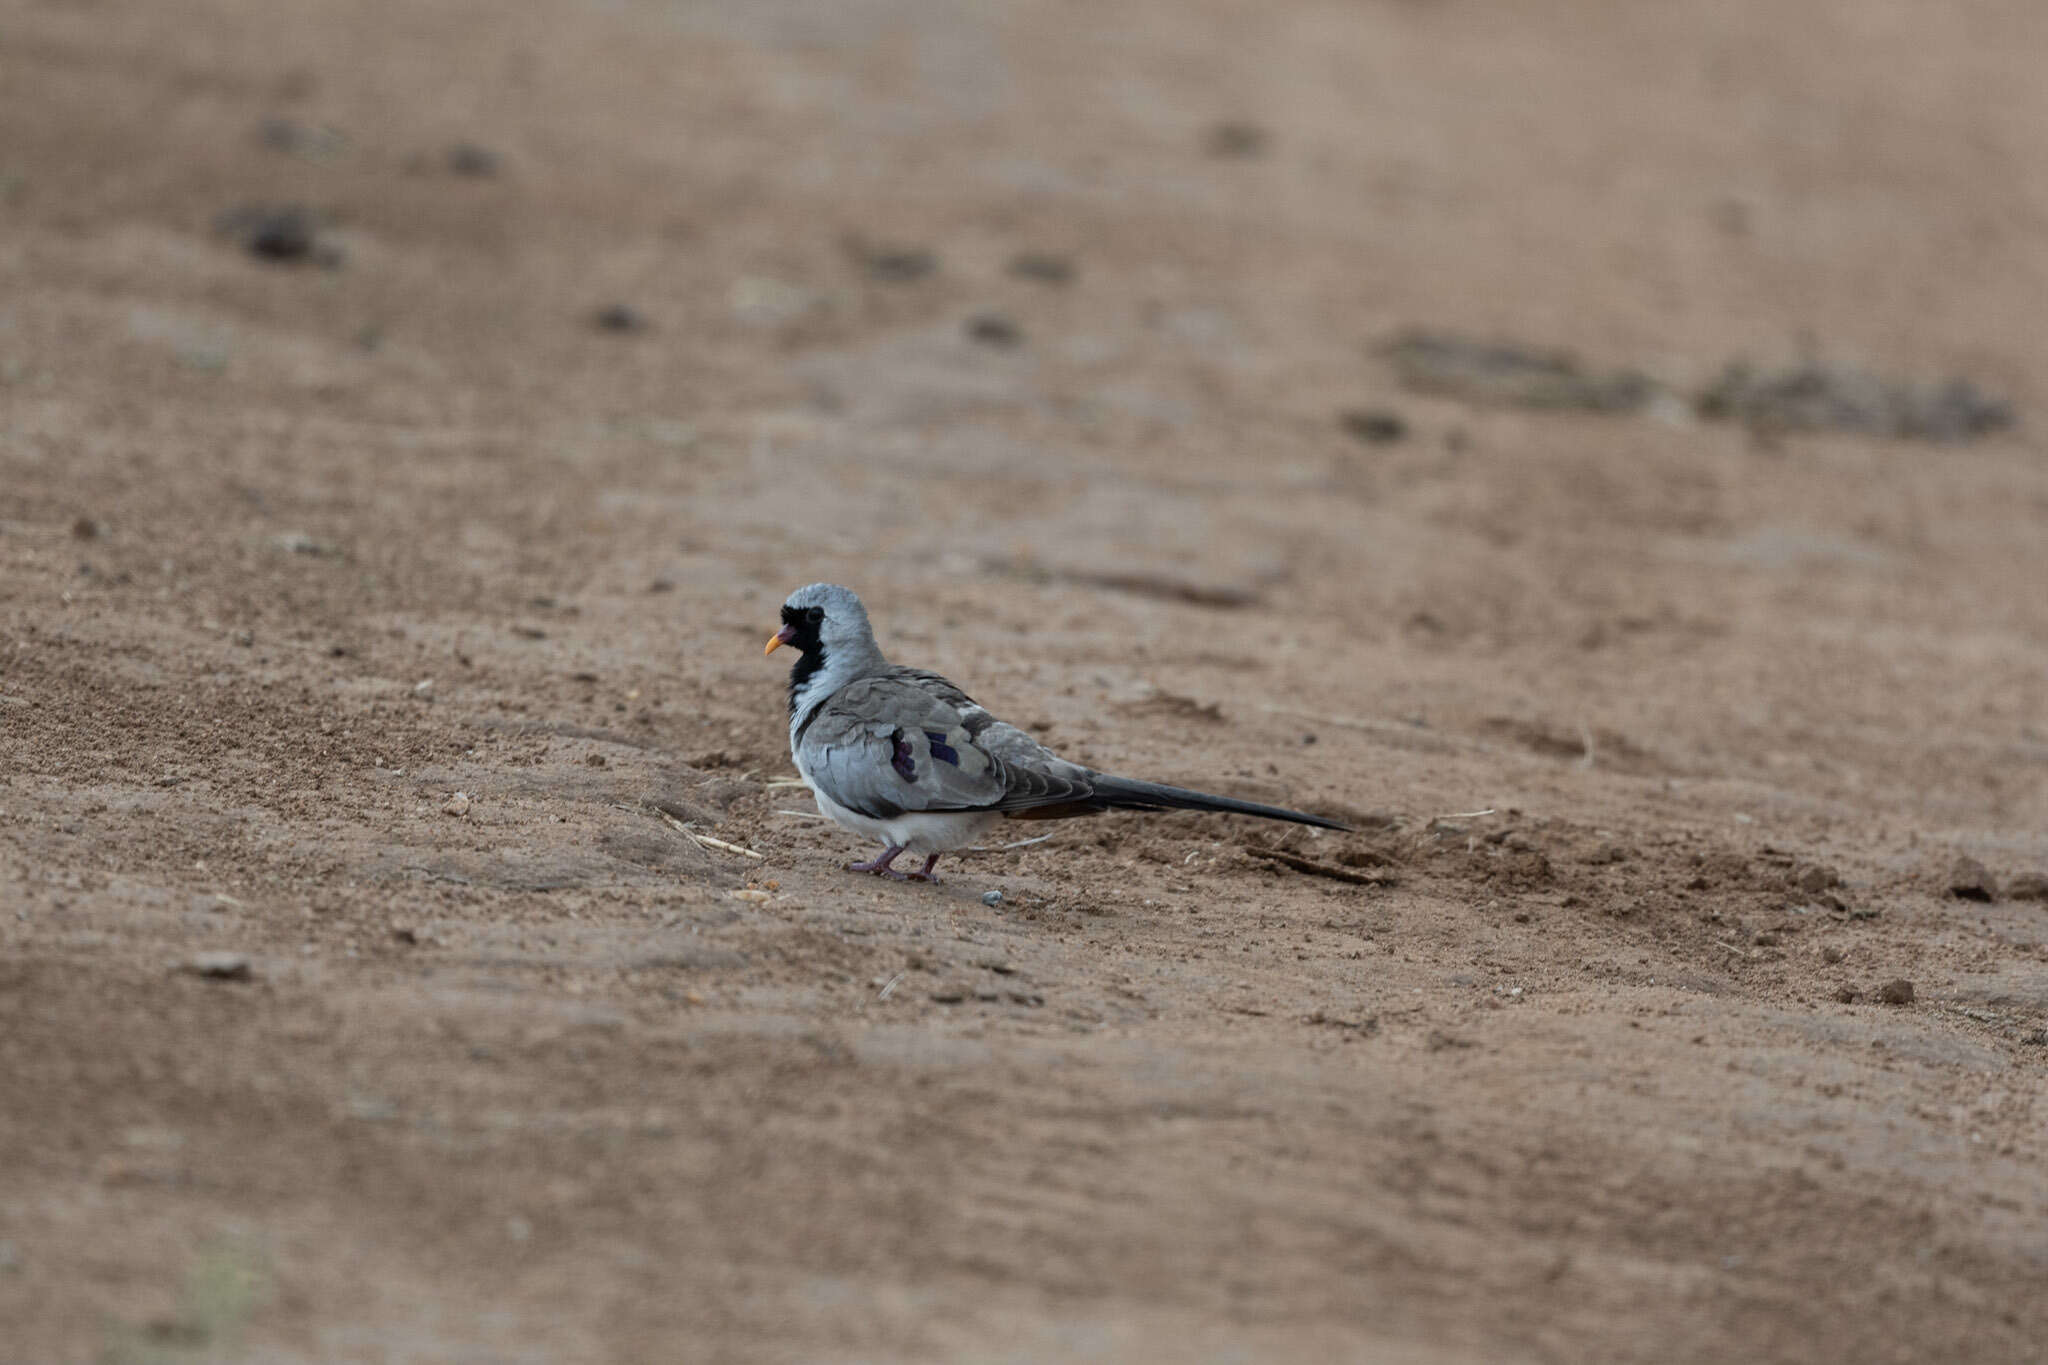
[256,117,347,162]
[965,314,1022,348]
[1948,857,1998,902]
[1340,409,1408,444]
[180,952,253,982]
[855,243,937,283]
[592,304,649,334]
[446,142,501,176]
[70,516,101,540]
[271,530,341,558]
[1876,978,1916,1006]
[2005,871,2048,901]
[1792,863,1841,894]
[216,203,338,266]
[390,925,419,945]
[1833,984,1861,1003]
[1821,946,1845,964]
[930,988,967,1004]
[442,792,472,817]
[1007,252,1074,284]
[1384,330,1657,414]
[1205,120,1270,158]
[1696,358,2013,442]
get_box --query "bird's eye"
[806,608,825,624]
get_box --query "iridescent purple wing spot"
[925,731,961,766]
[890,732,916,781]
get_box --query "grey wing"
[801,671,1095,818]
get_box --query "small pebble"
[218,203,330,264]
[592,304,648,334]
[1340,409,1408,444]
[861,245,937,283]
[182,952,253,982]
[982,890,1003,907]
[1007,252,1074,285]
[1821,945,1844,964]
[1876,978,1915,1006]
[1948,856,1997,902]
[1793,863,1840,894]
[442,792,472,817]
[1205,120,1270,158]
[446,142,501,177]
[2005,871,2048,901]
[965,314,1022,348]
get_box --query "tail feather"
[1087,775,1351,831]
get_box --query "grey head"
[766,583,888,723]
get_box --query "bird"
[766,583,1350,882]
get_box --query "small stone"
[965,314,1022,348]
[1875,978,1915,1006]
[390,925,419,945]
[1793,863,1840,894]
[1007,252,1074,285]
[446,142,500,177]
[592,304,648,334]
[71,516,101,540]
[442,791,472,817]
[981,890,1003,907]
[182,952,253,982]
[412,678,434,697]
[1833,984,1860,1003]
[2005,871,2048,901]
[929,988,967,1004]
[1340,409,1408,444]
[1949,857,1997,902]
[1821,945,1844,964]
[861,245,936,283]
[217,203,334,265]
[272,530,341,558]
[1205,120,1269,158]
[585,754,607,768]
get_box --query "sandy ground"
[4,1,2048,1360]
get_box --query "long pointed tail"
[1088,775,1351,831]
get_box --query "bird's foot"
[846,846,910,879]
[904,854,942,883]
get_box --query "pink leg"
[906,853,942,883]
[846,845,910,880]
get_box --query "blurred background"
[4,2,2046,1361]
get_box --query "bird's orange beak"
[765,624,797,656]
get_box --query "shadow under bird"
[766,583,1350,882]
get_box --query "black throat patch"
[782,606,827,719]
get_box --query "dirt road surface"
[4,2,2047,1361]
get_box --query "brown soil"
[5,3,2047,1361]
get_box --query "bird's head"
[765,583,873,661]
